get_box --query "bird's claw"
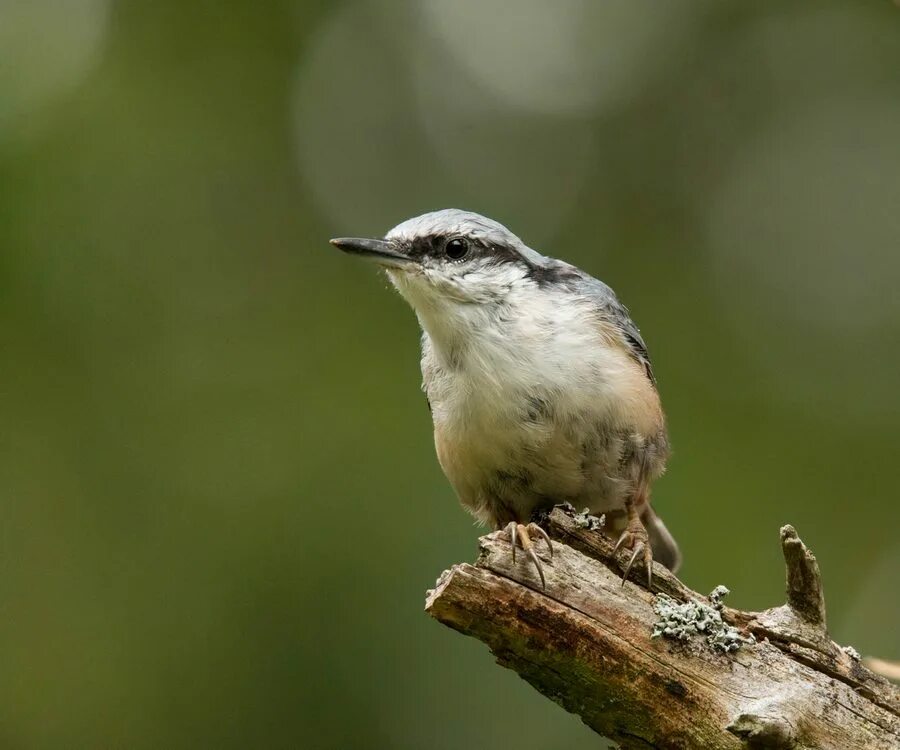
[528,522,554,560]
[505,521,553,588]
[614,517,653,588]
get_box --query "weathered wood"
[425,507,899,750]
[779,525,826,627]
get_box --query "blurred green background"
[2,1,899,748]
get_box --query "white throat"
[387,264,534,367]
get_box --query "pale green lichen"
[842,645,861,660]
[708,584,730,607]
[652,586,755,653]
[572,507,605,531]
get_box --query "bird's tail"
[642,506,682,574]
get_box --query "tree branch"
[425,507,899,750]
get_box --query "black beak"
[329,237,412,268]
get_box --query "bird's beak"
[329,237,413,269]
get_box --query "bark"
[425,506,899,749]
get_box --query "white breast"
[419,282,662,524]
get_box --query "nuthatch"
[331,210,680,587]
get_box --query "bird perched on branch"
[331,210,680,587]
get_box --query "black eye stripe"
[408,235,521,265]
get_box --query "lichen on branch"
[426,506,900,750]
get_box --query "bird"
[330,209,680,588]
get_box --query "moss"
[652,586,755,653]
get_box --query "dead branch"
[425,507,899,750]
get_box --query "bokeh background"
[2,1,899,748]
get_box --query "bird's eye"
[445,237,469,260]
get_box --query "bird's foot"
[504,521,553,588]
[613,512,653,588]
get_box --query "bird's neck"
[414,300,509,370]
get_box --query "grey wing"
[578,274,657,385]
[619,317,656,385]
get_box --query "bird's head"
[330,209,555,312]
